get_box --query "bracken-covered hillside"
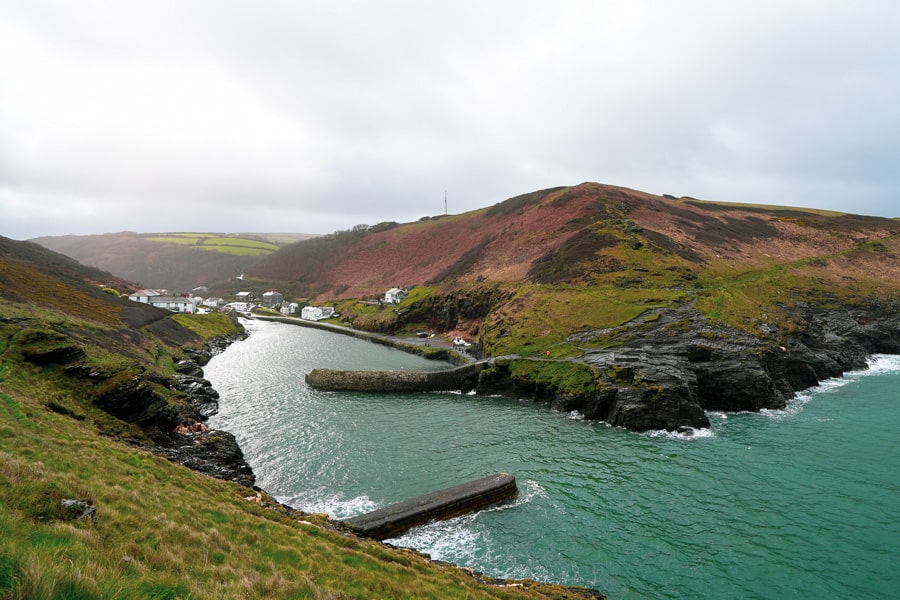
[246,183,900,357]
[251,182,900,300]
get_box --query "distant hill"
[245,182,900,355]
[31,231,317,292]
[0,235,206,345]
[252,183,898,298]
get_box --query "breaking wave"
[763,353,900,420]
[644,426,715,440]
[278,491,377,520]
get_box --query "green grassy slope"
[1,368,584,599]
[0,236,601,599]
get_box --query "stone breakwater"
[306,362,486,393]
[344,473,518,540]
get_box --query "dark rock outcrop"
[23,343,86,366]
[172,371,220,418]
[66,332,255,486]
[476,299,900,431]
[162,430,254,487]
[93,376,180,441]
[588,352,711,429]
[19,329,87,366]
[174,358,204,377]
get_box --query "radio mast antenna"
[444,190,448,215]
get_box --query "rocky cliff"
[475,299,900,431]
[18,321,257,486]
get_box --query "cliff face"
[475,299,900,431]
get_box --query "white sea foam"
[277,492,376,519]
[761,354,900,421]
[446,389,481,396]
[644,426,715,440]
[862,353,900,374]
[385,515,483,562]
[761,391,813,420]
[813,354,900,388]
[764,389,825,422]
[502,478,547,510]
[384,479,545,566]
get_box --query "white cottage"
[149,296,197,314]
[262,290,284,309]
[384,287,407,305]
[301,306,334,321]
[128,289,162,303]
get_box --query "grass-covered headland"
[0,237,602,599]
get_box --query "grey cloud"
[1,1,899,241]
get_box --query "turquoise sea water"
[205,319,900,599]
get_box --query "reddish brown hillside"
[249,183,900,300]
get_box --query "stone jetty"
[344,473,518,540]
[305,362,486,393]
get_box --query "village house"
[281,302,299,315]
[149,296,197,314]
[227,302,253,313]
[235,291,254,303]
[384,287,407,305]
[127,289,162,303]
[300,306,335,321]
[262,290,284,309]
[203,297,225,308]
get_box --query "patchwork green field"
[144,234,281,256]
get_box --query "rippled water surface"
[206,319,900,599]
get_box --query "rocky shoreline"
[64,331,258,488]
[477,299,900,431]
[161,332,255,487]
[301,299,900,432]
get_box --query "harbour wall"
[305,362,486,393]
[344,473,518,540]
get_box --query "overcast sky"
[2,1,899,240]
